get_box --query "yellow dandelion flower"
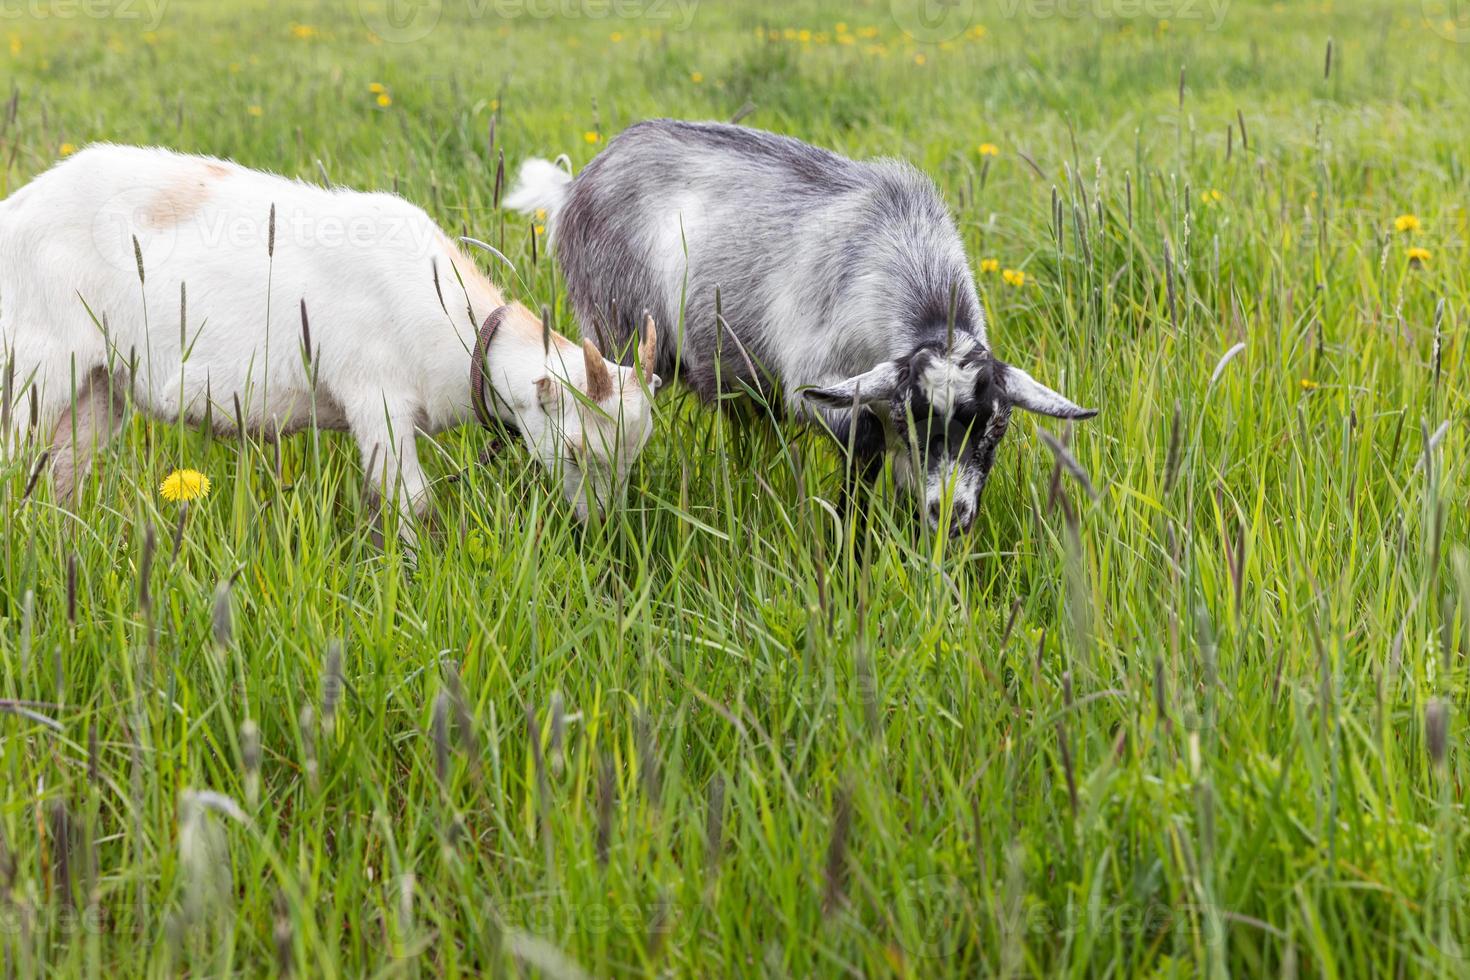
[584,131,601,144]
[980,258,1000,274]
[1201,188,1223,204]
[1299,378,1319,391]
[59,143,76,157]
[160,469,211,503]
[1394,213,1421,233]
[836,21,848,33]
[491,99,500,111]
[534,224,545,236]
[247,105,264,117]
[228,61,241,73]
[376,93,392,107]
[1002,268,1026,287]
[690,70,704,83]
[978,143,999,157]
[966,25,988,39]
[1407,246,1432,266]
[859,26,880,38]
[782,28,797,41]
[609,31,623,42]
[798,29,812,43]
[369,82,386,94]
[142,31,158,45]
[289,23,317,40]
[9,34,21,56]
[914,53,927,65]
[534,208,547,222]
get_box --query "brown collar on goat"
[470,304,514,432]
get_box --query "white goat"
[0,145,660,529]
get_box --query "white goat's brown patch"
[143,178,213,229]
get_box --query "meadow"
[2,0,1468,974]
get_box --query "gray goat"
[507,119,1095,533]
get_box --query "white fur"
[918,344,982,420]
[924,455,981,532]
[0,145,655,531]
[502,158,572,223]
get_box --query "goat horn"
[582,338,613,402]
[639,315,658,387]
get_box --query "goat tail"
[503,157,573,219]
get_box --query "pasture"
[2,0,1468,974]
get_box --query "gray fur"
[517,119,1094,533]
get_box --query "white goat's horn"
[582,338,613,402]
[639,315,658,386]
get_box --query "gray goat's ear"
[1000,363,1097,419]
[802,361,901,409]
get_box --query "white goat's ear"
[803,361,901,410]
[535,376,559,408]
[1000,363,1097,419]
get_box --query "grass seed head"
[273,890,294,977]
[433,692,452,787]
[322,641,343,728]
[299,705,318,792]
[596,754,614,868]
[242,719,262,807]
[705,773,725,877]
[211,579,233,648]
[1426,698,1449,767]
[47,799,76,908]
[822,785,852,916]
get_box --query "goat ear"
[802,361,901,410]
[998,362,1097,419]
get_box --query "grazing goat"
[507,120,1094,534]
[0,145,660,531]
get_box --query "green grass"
[2,0,1469,974]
